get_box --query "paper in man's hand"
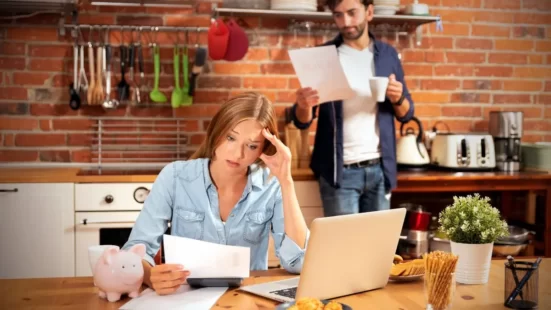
[288,45,356,103]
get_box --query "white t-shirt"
[338,43,381,164]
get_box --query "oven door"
[75,211,140,277]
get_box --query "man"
[291,0,415,217]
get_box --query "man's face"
[332,0,374,41]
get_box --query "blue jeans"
[318,163,390,217]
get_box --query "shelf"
[213,7,440,31]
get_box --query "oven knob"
[133,187,150,204]
[105,195,114,204]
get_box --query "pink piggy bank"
[93,244,146,302]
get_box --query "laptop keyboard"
[270,287,297,299]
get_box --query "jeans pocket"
[175,209,205,240]
[243,210,272,245]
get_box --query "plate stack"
[270,0,317,11]
[373,0,400,15]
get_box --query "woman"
[122,92,309,295]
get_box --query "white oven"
[74,183,153,276]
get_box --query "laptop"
[239,208,406,303]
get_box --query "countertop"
[0,259,549,309]
[1,166,551,184]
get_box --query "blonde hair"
[190,92,279,167]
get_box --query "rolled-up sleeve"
[393,48,415,123]
[291,103,318,130]
[122,163,175,266]
[270,189,310,274]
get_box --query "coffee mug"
[369,77,389,102]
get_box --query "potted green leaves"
[438,194,509,284]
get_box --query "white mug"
[369,77,389,102]
[88,245,119,274]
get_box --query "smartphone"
[186,277,244,288]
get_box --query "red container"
[401,203,432,231]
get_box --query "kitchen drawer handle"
[80,219,135,225]
[0,188,18,193]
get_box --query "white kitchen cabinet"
[0,183,75,279]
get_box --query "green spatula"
[149,45,167,103]
[171,45,182,108]
[181,44,193,106]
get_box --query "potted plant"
[438,193,509,284]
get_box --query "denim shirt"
[122,158,309,274]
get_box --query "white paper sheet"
[163,234,250,278]
[288,45,356,103]
[119,286,227,310]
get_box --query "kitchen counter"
[1,166,550,184]
[0,259,549,309]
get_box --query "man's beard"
[340,21,367,40]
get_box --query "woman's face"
[214,119,266,171]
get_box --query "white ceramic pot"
[450,241,493,284]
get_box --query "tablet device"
[186,277,244,288]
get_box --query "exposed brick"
[243,77,288,89]
[6,28,60,42]
[446,52,486,64]
[3,134,14,146]
[76,14,116,25]
[0,57,26,70]
[174,105,220,118]
[436,23,470,36]
[524,120,551,131]
[28,45,70,58]
[13,72,51,86]
[420,80,461,91]
[276,91,296,103]
[434,66,474,76]
[230,90,276,103]
[0,87,28,100]
[420,37,453,49]
[40,120,51,131]
[269,48,290,61]
[546,81,551,92]
[441,0,482,8]
[288,78,301,90]
[431,9,474,23]
[0,42,25,55]
[0,103,28,115]
[456,38,493,50]
[535,41,551,52]
[414,104,442,117]
[30,103,78,116]
[244,48,269,61]
[484,106,543,119]
[442,106,482,117]
[52,119,94,131]
[29,59,65,72]
[537,95,551,104]
[164,15,210,27]
[451,93,491,103]
[39,150,71,162]
[403,64,433,76]
[514,13,551,25]
[474,66,513,77]
[71,150,91,162]
[402,51,424,62]
[472,25,510,37]
[212,63,260,74]
[260,63,295,75]
[411,92,450,103]
[494,94,532,104]
[546,108,551,118]
[425,51,445,63]
[529,55,544,65]
[513,27,545,38]
[503,80,542,91]
[488,53,527,65]
[523,0,551,10]
[116,15,164,26]
[197,76,241,89]
[15,133,66,146]
[514,67,551,79]
[0,118,37,130]
[463,80,501,90]
[189,90,229,104]
[0,150,38,162]
[484,0,520,10]
[472,12,515,23]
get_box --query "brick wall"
[0,0,550,163]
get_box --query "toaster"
[430,134,496,170]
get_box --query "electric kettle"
[396,116,430,171]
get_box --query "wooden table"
[1,259,549,310]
